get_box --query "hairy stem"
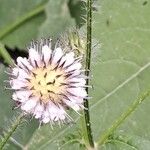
[0,43,14,65]
[0,3,46,40]
[97,89,150,146]
[0,114,24,149]
[83,0,94,148]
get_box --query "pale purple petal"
[68,88,87,98]
[29,48,42,67]
[63,52,75,67]
[66,63,82,72]
[10,79,27,89]
[21,97,38,112]
[52,47,63,64]
[42,45,52,65]
[14,90,32,102]
[17,57,33,71]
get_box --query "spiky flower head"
[9,38,87,124]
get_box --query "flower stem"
[0,114,24,149]
[97,89,150,146]
[0,43,14,65]
[83,0,94,148]
[0,3,46,40]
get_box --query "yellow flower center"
[28,66,67,103]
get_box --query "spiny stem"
[83,0,94,148]
[0,3,46,40]
[97,89,150,146]
[0,114,24,149]
[0,43,14,65]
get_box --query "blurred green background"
[0,0,150,149]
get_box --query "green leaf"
[38,0,75,39]
[25,124,82,150]
[0,0,46,48]
[91,0,150,149]
[68,0,86,27]
[101,133,150,150]
[0,0,75,49]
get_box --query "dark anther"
[64,73,73,78]
[47,79,55,85]
[21,62,30,72]
[40,92,43,97]
[47,81,52,85]
[60,83,68,86]
[53,79,55,84]
[56,56,63,67]
[69,81,79,84]
[43,62,46,68]
[34,60,38,68]
[48,90,55,94]
[25,78,31,82]
[49,54,53,64]
[67,91,76,97]
[44,72,47,78]
[30,86,35,90]
[32,72,37,77]
[68,85,77,88]
[66,69,75,74]
[58,93,70,100]
[56,74,62,78]
[29,93,34,98]
[42,54,44,62]
[59,61,66,68]
[53,65,59,71]
[63,61,74,69]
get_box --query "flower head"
[9,38,87,124]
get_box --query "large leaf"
[91,0,150,149]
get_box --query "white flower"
[9,38,87,124]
